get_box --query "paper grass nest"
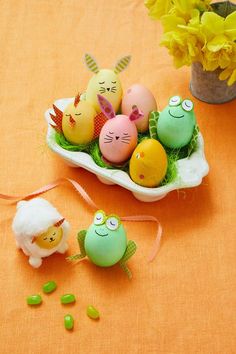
[45,54,209,202]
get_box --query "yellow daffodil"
[161,30,203,68]
[219,43,236,85]
[220,67,236,86]
[144,0,173,19]
[145,0,236,85]
[145,0,211,20]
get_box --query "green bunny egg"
[84,222,127,267]
[157,96,196,149]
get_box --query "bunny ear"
[84,53,100,74]
[129,105,144,122]
[97,95,116,119]
[114,55,131,74]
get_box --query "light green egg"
[157,96,196,149]
[67,210,137,278]
[85,222,127,267]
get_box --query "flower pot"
[190,62,236,104]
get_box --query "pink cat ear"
[97,94,116,119]
[129,105,144,121]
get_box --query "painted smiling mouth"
[95,230,108,237]
[168,109,184,119]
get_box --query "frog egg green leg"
[187,125,199,157]
[149,111,159,140]
[119,240,137,279]
[66,230,87,262]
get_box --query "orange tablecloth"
[0,1,235,353]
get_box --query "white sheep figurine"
[12,198,70,268]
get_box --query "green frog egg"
[157,98,196,149]
[85,223,127,267]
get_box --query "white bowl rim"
[45,97,209,199]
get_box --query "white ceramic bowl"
[45,97,209,202]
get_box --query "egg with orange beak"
[62,94,97,145]
[50,93,107,145]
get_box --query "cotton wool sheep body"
[12,198,70,268]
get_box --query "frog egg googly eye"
[106,215,120,231]
[94,210,106,225]
[182,99,193,112]
[169,96,181,106]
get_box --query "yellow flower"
[201,11,236,41]
[160,10,205,67]
[145,0,236,85]
[172,0,211,21]
[200,12,236,83]
[219,65,236,85]
[145,0,211,20]
[219,43,236,85]
[161,30,202,68]
[144,0,173,19]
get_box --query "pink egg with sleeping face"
[97,94,144,165]
[122,84,157,133]
[99,115,138,164]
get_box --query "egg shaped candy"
[157,96,196,149]
[129,139,168,187]
[84,54,131,113]
[122,84,157,133]
[97,94,143,165]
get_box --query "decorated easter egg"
[122,84,157,133]
[67,210,137,278]
[157,96,196,149]
[62,98,97,145]
[85,213,127,267]
[99,115,138,165]
[97,94,143,165]
[129,139,168,187]
[84,54,131,113]
[86,69,123,113]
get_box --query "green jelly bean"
[61,294,76,304]
[87,305,100,319]
[27,294,42,306]
[42,281,57,294]
[64,314,74,330]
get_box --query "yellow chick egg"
[62,99,97,145]
[129,139,168,187]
